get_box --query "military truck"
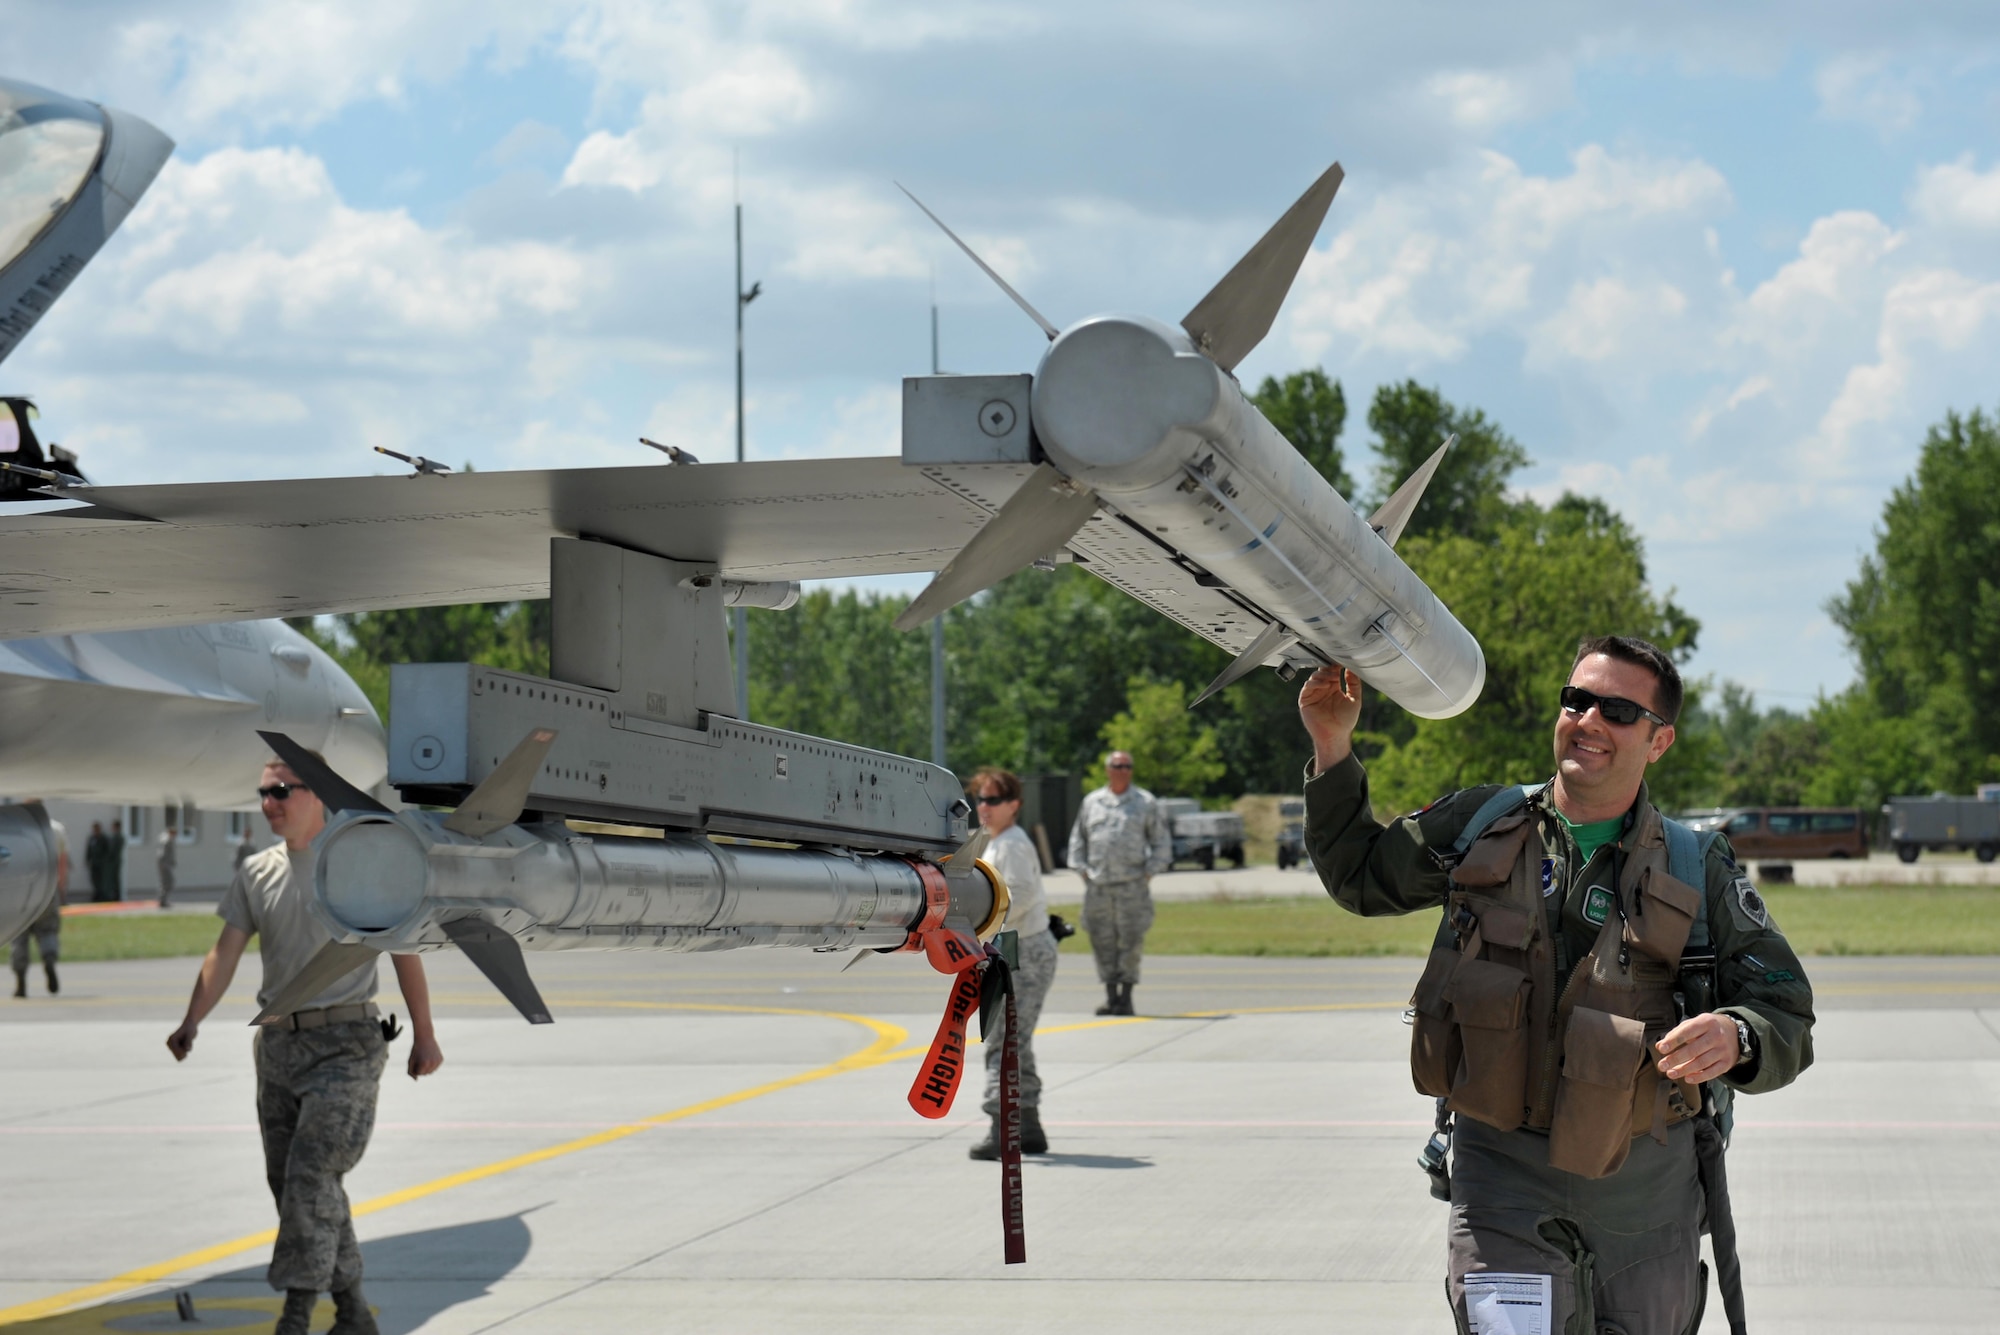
[1276,798,1307,869]
[1157,798,1246,870]
[1883,795,2000,863]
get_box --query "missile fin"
[1190,620,1301,708]
[257,730,392,815]
[251,940,382,1026]
[1181,162,1344,372]
[441,917,554,1024]
[1367,435,1454,548]
[892,464,1097,631]
[897,184,1060,340]
[444,727,559,838]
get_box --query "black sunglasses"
[1560,685,1668,728]
[256,782,311,802]
[1107,761,1133,770]
[976,794,1014,806]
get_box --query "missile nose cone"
[1033,315,1220,488]
[321,817,427,934]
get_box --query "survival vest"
[1407,784,1720,1179]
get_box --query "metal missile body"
[0,802,59,943]
[1030,314,1484,718]
[310,806,996,957]
[896,165,1488,719]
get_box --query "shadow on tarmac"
[1030,1152,1154,1170]
[19,1211,536,1334]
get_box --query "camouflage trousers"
[254,1020,389,1293]
[980,929,1059,1117]
[1448,1117,1705,1335]
[1082,879,1153,986]
[9,925,58,972]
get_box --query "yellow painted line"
[0,1004,906,1327]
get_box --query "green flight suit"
[1305,754,1815,1335]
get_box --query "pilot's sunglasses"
[256,782,310,802]
[1107,761,1133,770]
[1560,685,1668,728]
[976,795,1011,806]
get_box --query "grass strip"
[46,913,223,962]
[1058,884,2000,958]
[27,885,2000,962]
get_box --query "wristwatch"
[1731,1016,1755,1068]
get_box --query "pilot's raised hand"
[1299,664,1363,773]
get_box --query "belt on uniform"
[272,1002,379,1031]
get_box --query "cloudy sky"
[10,2,2000,704]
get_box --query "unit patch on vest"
[1583,884,1613,925]
[1729,877,1770,929]
[1540,857,1557,896]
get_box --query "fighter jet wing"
[0,458,1041,640]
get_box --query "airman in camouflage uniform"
[1300,637,1814,1335]
[1067,751,1172,1016]
[169,758,444,1335]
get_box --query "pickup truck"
[1156,797,1246,870]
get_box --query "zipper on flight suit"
[1530,817,1599,1128]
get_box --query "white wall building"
[27,799,276,901]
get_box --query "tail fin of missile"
[1190,619,1301,708]
[444,728,558,838]
[1367,436,1455,548]
[258,730,391,815]
[893,464,1098,631]
[897,184,1059,340]
[252,941,383,1026]
[442,917,554,1024]
[1181,162,1343,373]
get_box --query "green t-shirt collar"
[1556,809,1625,864]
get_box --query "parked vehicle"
[1276,798,1306,869]
[1678,807,1869,860]
[1157,798,1246,870]
[1882,795,2000,863]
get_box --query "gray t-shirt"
[217,843,378,1012]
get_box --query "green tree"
[1365,495,1711,815]
[1250,368,1353,496]
[1826,407,2000,796]
[945,564,1224,777]
[1802,688,1929,807]
[1365,379,1532,539]
[289,600,548,724]
[1677,683,1827,807]
[747,589,931,758]
[1099,677,1226,797]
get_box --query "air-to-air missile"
[0,802,60,942]
[256,539,1006,1027]
[890,163,1483,717]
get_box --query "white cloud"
[1424,63,1573,132]
[1911,156,2000,232]
[113,149,589,352]
[1815,53,1924,136]
[1288,145,1730,373]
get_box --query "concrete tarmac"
[2,949,1997,1333]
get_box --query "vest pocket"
[1442,957,1531,1131]
[1409,945,1461,1098]
[1549,1006,1649,1178]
